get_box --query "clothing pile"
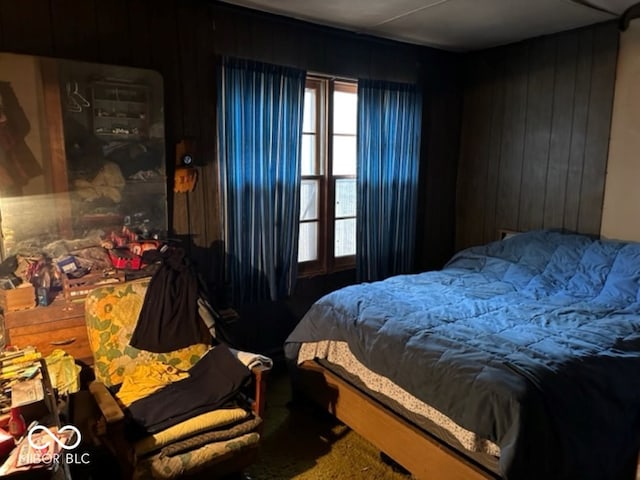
[116,344,252,434]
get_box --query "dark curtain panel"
[217,57,306,303]
[357,79,422,282]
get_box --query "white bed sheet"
[298,340,500,458]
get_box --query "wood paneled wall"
[0,0,461,284]
[456,22,619,251]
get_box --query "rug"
[245,368,412,480]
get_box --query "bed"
[284,230,640,480]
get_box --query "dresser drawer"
[4,300,93,364]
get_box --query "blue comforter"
[284,230,640,480]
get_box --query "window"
[298,77,357,275]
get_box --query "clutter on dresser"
[0,224,165,312]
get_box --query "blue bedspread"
[284,230,640,479]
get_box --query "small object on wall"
[174,167,198,193]
[174,139,198,193]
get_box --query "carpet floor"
[245,368,413,480]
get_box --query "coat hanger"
[65,82,82,113]
[72,82,90,107]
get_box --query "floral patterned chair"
[84,279,268,479]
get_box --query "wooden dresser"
[4,299,93,365]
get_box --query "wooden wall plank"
[305,24,331,75]
[230,8,258,60]
[0,0,53,56]
[247,10,274,63]
[482,49,506,244]
[176,1,200,139]
[95,0,132,66]
[544,31,579,230]
[518,35,556,232]
[578,23,618,235]
[175,0,214,266]
[563,28,594,233]
[194,4,222,278]
[495,42,529,233]
[454,63,480,250]
[148,0,181,138]
[194,3,218,169]
[50,0,98,61]
[211,6,232,57]
[434,79,462,268]
[455,56,492,250]
[269,17,298,67]
[126,0,153,68]
[338,35,364,79]
[0,3,4,51]
[145,0,181,239]
[418,54,462,270]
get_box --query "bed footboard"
[295,360,500,480]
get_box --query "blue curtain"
[217,57,306,303]
[357,79,422,282]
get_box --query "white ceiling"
[220,0,637,51]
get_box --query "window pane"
[303,88,316,132]
[298,221,318,262]
[300,179,319,221]
[335,178,356,217]
[301,133,316,175]
[332,135,356,175]
[335,218,356,257]
[333,90,357,135]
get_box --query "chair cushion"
[158,415,262,458]
[134,407,250,456]
[85,279,209,387]
[134,432,260,480]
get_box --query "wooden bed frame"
[296,359,501,480]
[293,231,640,480]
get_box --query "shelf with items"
[91,81,149,141]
